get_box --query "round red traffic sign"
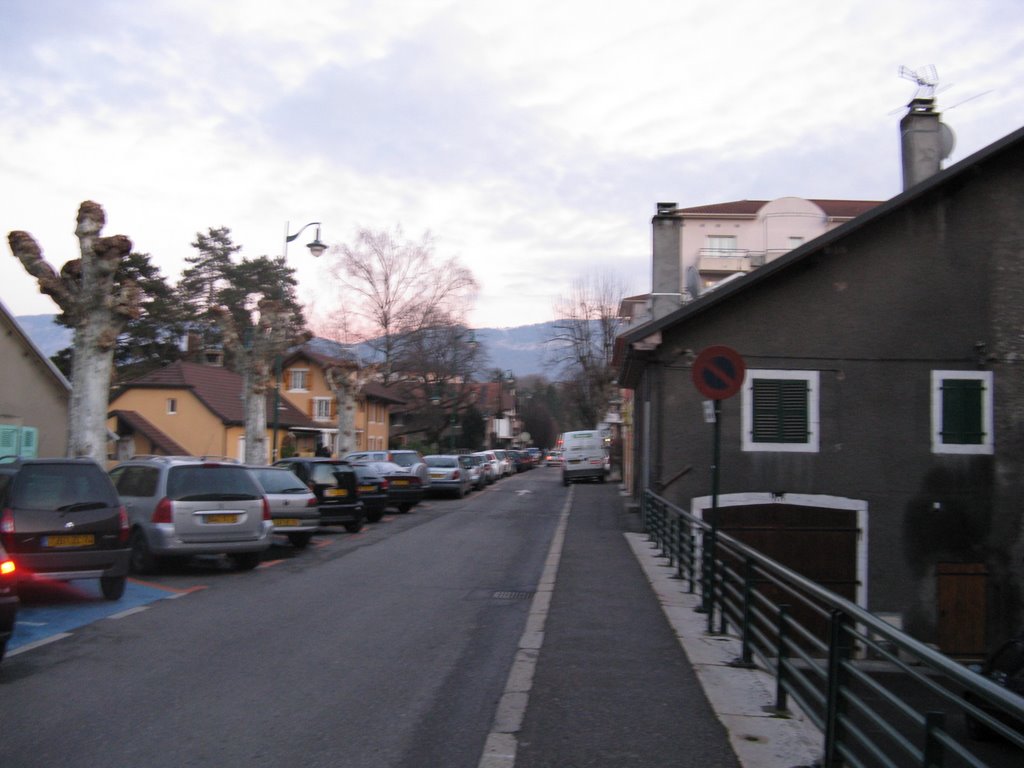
[692,345,746,400]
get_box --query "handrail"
[643,489,1024,767]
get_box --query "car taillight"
[118,505,130,545]
[262,497,272,522]
[380,478,389,491]
[0,558,14,577]
[152,497,173,524]
[306,497,318,508]
[1,507,14,550]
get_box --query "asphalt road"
[0,469,562,768]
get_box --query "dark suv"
[272,458,364,533]
[0,458,131,599]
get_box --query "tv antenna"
[899,64,939,99]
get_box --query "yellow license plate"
[326,488,348,498]
[391,479,408,486]
[205,514,239,524]
[274,518,301,527]
[430,472,444,479]
[358,485,375,493]
[45,534,95,547]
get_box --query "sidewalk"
[482,480,822,768]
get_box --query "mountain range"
[15,314,558,378]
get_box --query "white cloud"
[2,0,1023,329]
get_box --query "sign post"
[691,345,746,623]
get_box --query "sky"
[2,0,1022,331]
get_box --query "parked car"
[110,456,273,573]
[491,449,513,477]
[424,455,474,498]
[965,630,1024,740]
[2,457,131,598]
[355,460,424,513]
[472,451,501,484]
[545,449,563,467]
[349,463,390,523]
[343,449,431,490]
[246,465,319,549]
[0,542,18,664]
[272,458,365,533]
[462,454,487,490]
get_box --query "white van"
[560,430,607,486]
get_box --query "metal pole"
[272,355,282,462]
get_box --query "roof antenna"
[899,64,939,99]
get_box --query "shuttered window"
[752,379,809,443]
[742,370,819,453]
[932,371,993,454]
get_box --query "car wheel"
[398,503,412,514]
[455,485,465,499]
[232,552,262,571]
[344,520,364,533]
[0,639,6,664]
[599,474,606,484]
[100,575,127,600]
[130,529,159,574]
[563,477,570,487]
[288,532,313,549]
[366,510,383,523]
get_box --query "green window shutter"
[941,379,984,444]
[0,425,18,457]
[19,427,38,458]
[752,379,809,443]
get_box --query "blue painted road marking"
[9,579,184,653]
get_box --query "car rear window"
[250,468,307,494]
[12,464,117,510]
[390,453,417,467]
[309,463,352,486]
[425,457,458,468]
[167,465,261,501]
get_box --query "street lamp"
[273,219,325,460]
[283,221,327,258]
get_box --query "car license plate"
[569,459,581,464]
[391,479,408,486]
[44,534,95,547]
[430,472,444,479]
[205,514,239,524]
[326,488,348,497]
[274,518,301,527]
[358,485,375,493]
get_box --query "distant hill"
[16,314,560,378]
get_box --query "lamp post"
[283,221,327,258]
[273,220,326,460]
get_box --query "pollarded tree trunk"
[8,202,138,462]
[214,300,294,465]
[324,363,368,456]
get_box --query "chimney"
[900,96,955,190]
[650,203,683,320]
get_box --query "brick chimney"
[900,96,954,190]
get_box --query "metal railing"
[642,490,1024,767]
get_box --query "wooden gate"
[936,562,987,657]
[705,503,859,644]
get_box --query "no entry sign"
[692,345,746,400]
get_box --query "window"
[289,369,309,391]
[167,398,177,415]
[742,370,819,452]
[706,235,738,256]
[313,397,332,421]
[931,371,993,454]
[788,236,805,249]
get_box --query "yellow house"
[280,340,404,455]
[0,301,70,458]
[107,360,319,462]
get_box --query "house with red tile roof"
[107,360,317,462]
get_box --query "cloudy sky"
[2,0,1022,331]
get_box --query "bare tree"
[323,360,373,456]
[325,226,479,383]
[8,201,140,461]
[547,271,628,428]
